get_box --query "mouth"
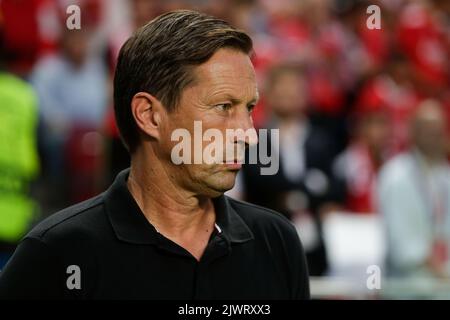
[223,159,243,170]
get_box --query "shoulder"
[0,73,36,103]
[226,196,298,238]
[30,55,66,81]
[0,72,30,91]
[26,193,106,244]
[304,125,336,161]
[307,124,330,139]
[305,125,332,146]
[379,153,414,183]
[226,196,309,298]
[377,153,418,200]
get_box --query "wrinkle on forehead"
[191,49,258,102]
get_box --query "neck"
[415,147,445,168]
[127,149,216,243]
[276,113,305,126]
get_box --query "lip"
[223,161,243,170]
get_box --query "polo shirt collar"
[104,168,254,245]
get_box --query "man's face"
[267,72,307,118]
[360,113,390,152]
[414,113,447,160]
[62,30,88,67]
[158,48,259,197]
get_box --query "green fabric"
[0,72,40,242]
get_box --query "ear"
[131,92,165,141]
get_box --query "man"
[240,63,340,276]
[333,99,390,214]
[0,31,40,269]
[378,99,450,280]
[0,10,309,299]
[31,28,108,205]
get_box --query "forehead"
[192,48,257,93]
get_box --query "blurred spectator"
[333,101,391,214]
[0,34,40,268]
[31,28,108,207]
[378,100,450,279]
[240,63,341,275]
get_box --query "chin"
[203,172,237,196]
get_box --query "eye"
[247,104,256,113]
[215,103,233,111]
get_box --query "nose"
[233,106,258,148]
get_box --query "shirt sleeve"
[0,236,64,299]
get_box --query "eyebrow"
[217,92,259,105]
[251,92,260,104]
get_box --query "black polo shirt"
[0,169,310,299]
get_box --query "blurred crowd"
[0,0,450,286]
